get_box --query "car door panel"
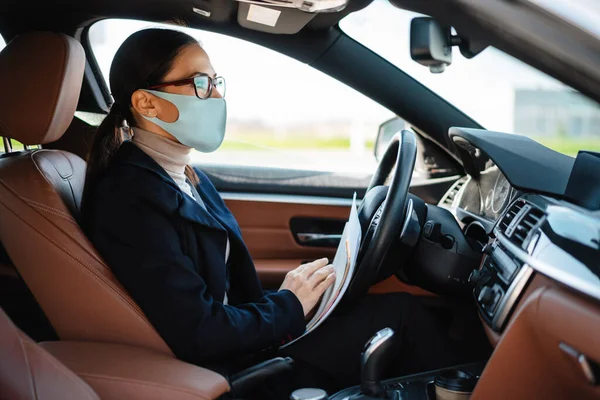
[224,198,347,288]
[253,259,306,289]
[224,196,439,297]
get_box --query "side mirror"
[410,17,488,73]
[375,117,405,161]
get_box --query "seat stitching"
[15,334,37,399]
[0,174,108,267]
[35,232,149,319]
[28,149,83,218]
[23,341,100,400]
[23,200,78,224]
[0,164,163,340]
[29,150,82,215]
[23,202,79,226]
[78,372,229,398]
[21,196,75,219]
[0,194,154,326]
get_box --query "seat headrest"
[0,32,85,145]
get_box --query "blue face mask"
[141,89,227,153]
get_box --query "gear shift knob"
[360,327,395,398]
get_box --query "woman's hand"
[279,258,336,317]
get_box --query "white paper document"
[281,193,361,348]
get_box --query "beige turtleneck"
[132,128,230,305]
[132,127,195,199]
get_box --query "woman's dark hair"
[82,28,199,215]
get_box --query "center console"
[470,242,533,332]
[297,327,486,400]
[329,363,485,400]
[469,198,542,332]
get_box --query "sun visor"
[236,0,348,34]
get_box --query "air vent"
[498,200,525,234]
[498,199,545,249]
[441,176,468,208]
[512,206,545,248]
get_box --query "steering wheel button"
[423,221,434,237]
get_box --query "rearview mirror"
[410,17,453,73]
[410,17,488,73]
[375,117,405,161]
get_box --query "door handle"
[559,342,598,385]
[297,233,342,246]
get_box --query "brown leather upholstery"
[0,308,100,400]
[0,150,171,353]
[41,341,230,400]
[0,32,172,354]
[473,287,600,399]
[31,150,86,218]
[480,273,558,347]
[0,32,85,145]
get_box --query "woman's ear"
[131,90,179,123]
[131,90,159,118]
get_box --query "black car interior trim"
[449,127,575,197]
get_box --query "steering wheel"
[344,130,418,302]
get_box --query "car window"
[341,0,600,156]
[88,19,397,173]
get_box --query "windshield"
[341,0,600,156]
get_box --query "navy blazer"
[83,141,306,367]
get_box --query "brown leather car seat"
[0,307,100,400]
[0,32,171,354]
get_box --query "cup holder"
[431,369,478,400]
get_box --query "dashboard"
[457,161,517,221]
[455,163,518,222]
[437,128,600,339]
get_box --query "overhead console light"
[236,0,348,34]
[237,0,348,13]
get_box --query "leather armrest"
[39,341,230,400]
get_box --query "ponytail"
[81,28,200,224]
[81,104,127,220]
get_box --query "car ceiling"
[0,0,372,36]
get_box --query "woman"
[82,28,469,397]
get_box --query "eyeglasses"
[147,74,226,99]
